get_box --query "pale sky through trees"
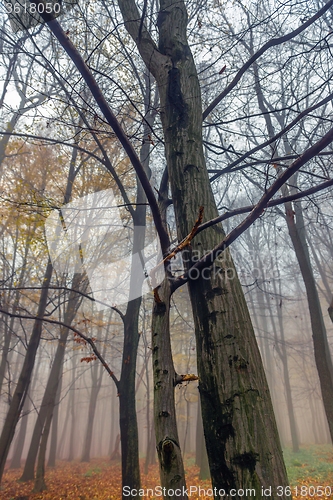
[0,1,333,499]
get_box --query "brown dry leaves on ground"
[1,458,333,500]
[1,460,212,500]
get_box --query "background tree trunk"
[118,300,141,497]
[0,258,53,484]
[285,198,333,441]
[33,410,53,493]
[47,376,62,467]
[81,311,105,463]
[20,272,84,481]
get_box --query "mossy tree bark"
[195,401,210,481]
[151,278,187,500]
[117,0,289,496]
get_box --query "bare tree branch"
[203,0,333,119]
[0,307,119,388]
[173,125,333,291]
[199,177,333,234]
[209,89,333,181]
[27,2,170,253]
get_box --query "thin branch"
[199,177,333,234]
[203,0,333,119]
[150,206,204,289]
[206,151,333,173]
[209,89,333,181]
[27,2,170,254]
[174,373,199,386]
[0,286,125,321]
[162,206,204,264]
[172,126,333,291]
[0,131,104,163]
[0,307,119,388]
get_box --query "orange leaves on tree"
[80,355,97,363]
[73,332,87,346]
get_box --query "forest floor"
[1,445,333,499]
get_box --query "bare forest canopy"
[0,1,333,499]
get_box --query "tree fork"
[149,0,289,496]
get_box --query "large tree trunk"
[156,2,288,496]
[151,278,187,500]
[0,258,53,484]
[118,0,289,496]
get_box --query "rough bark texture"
[118,298,141,496]
[151,279,187,500]
[195,401,210,480]
[156,2,288,496]
[117,0,289,496]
